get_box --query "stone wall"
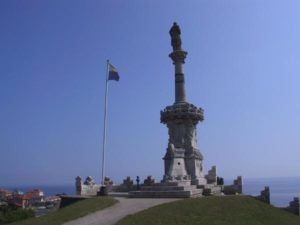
[285,197,300,215]
[255,186,270,204]
[254,186,299,216]
[114,176,137,192]
[223,176,242,195]
[75,176,100,196]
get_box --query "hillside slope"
[117,196,300,225]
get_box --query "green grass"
[116,196,300,225]
[8,196,117,225]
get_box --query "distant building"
[7,189,44,208]
[7,194,30,208]
[26,189,44,205]
[0,188,12,201]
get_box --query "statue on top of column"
[169,22,182,51]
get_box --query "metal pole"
[101,60,109,186]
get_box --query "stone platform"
[129,181,203,198]
[199,184,223,196]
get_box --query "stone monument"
[129,22,214,198]
[161,22,206,186]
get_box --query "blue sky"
[1,0,300,186]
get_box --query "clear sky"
[1,0,300,186]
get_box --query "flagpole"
[101,59,109,186]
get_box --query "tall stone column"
[161,23,207,185]
[169,23,187,104]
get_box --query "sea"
[242,177,300,207]
[3,177,300,207]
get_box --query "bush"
[0,206,34,224]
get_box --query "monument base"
[198,184,223,196]
[129,181,203,198]
[191,177,207,186]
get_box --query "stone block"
[205,166,217,184]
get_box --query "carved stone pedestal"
[161,103,206,186]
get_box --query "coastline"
[2,177,300,207]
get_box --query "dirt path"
[63,197,179,225]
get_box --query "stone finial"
[169,22,182,51]
[84,176,95,185]
[76,176,82,183]
[144,176,155,186]
[123,176,134,187]
[104,176,113,186]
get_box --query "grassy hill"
[8,196,117,225]
[116,195,300,225]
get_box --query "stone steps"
[198,184,222,196]
[129,181,204,198]
[129,189,203,198]
[141,185,197,191]
[151,181,192,187]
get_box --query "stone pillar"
[169,22,188,104]
[75,176,82,195]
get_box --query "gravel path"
[63,197,179,225]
